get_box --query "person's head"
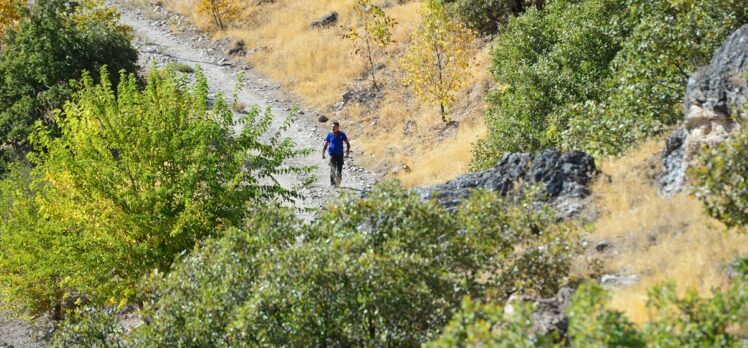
[332,121,340,134]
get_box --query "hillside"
[127,0,748,324]
[127,0,492,187]
[0,0,747,346]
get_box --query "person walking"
[322,121,350,187]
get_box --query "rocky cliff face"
[416,149,597,218]
[660,24,748,194]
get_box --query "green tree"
[0,66,309,316]
[474,0,747,169]
[693,118,748,228]
[57,183,577,345]
[401,0,474,123]
[345,0,396,89]
[440,0,517,35]
[0,0,138,174]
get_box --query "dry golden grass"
[585,138,748,324]
[152,0,491,187]
[396,120,487,187]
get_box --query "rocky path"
[115,1,378,220]
[0,4,380,347]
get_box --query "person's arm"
[344,139,351,157]
[322,139,329,159]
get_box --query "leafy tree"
[562,0,748,156]
[693,117,748,228]
[440,0,516,35]
[565,284,645,347]
[197,0,241,30]
[0,66,309,316]
[474,0,747,169]
[472,0,629,169]
[57,183,577,345]
[345,0,396,89]
[401,0,474,123]
[0,0,138,174]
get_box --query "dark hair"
[332,121,340,126]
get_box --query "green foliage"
[693,121,748,228]
[172,62,195,73]
[566,284,644,347]
[0,66,309,316]
[441,0,515,35]
[426,296,551,347]
[427,271,748,347]
[475,0,748,169]
[53,307,127,348]
[345,0,396,89]
[642,279,748,347]
[60,183,577,345]
[0,0,138,173]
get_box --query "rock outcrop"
[416,149,597,217]
[503,287,574,340]
[311,12,338,29]
[660,24,748,194]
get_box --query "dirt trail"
[115,2,378,220]
[0,4,380,346]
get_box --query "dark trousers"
[329,155,344,186]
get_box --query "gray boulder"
[311,11,338,29]
[532,287,573,338]
[660,24,748,194]
[416,149,597,217]
[504,287,574,340]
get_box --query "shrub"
[427,265,748,347]
[474,0,748,169]
[441,0,514,35]
[0,66,309,316]
[693,118,748,228]
[473,0,628,169]
[0,0,138,174]
[58,183,578,345]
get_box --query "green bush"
[693,120,748,228]
[427,265,748,347]
[0,66,309,317]
[53,307,127,348]
[0,0,138,174]
[441,0,514,35]
[474,0,747,169]
[57,183,577,346]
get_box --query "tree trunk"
[440,102,447,123]
[366,37,378,89]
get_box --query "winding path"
[115,2,378,220]
[0,4,379,347]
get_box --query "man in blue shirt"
[322,121,350,187]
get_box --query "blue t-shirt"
[325,132,348,156]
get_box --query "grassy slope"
[160,0,490,187]
[582,138,748,324]
[149,0,746,327]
